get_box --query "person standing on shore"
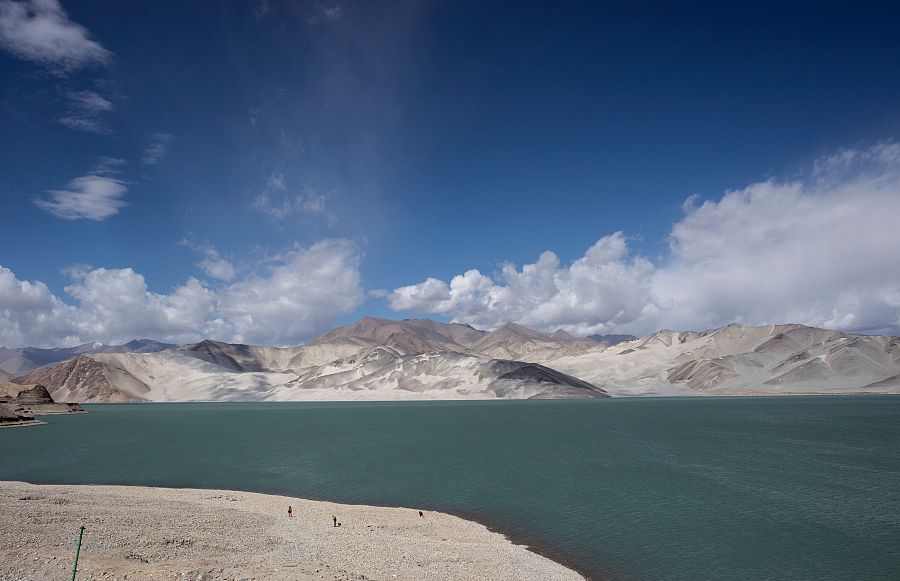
[332,514,337,527]
[288,505,293,518]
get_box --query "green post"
[70,524,85,581]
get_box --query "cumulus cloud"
[217,240,363,344]
[0,240,363,347]
[0,265,213,348]
[253,173,331,220]
[62,266,216,344]
[0,266,79,347]
[34,173,128,220]
[0,0,111,72]
[388,233,655,336]
[57,89,113,133]
[142,133,173,165]
[384,143,900,336]
[653,142,900,335]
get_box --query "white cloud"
[199,255,235,282]
[0,265,214,348]
[142,133,173,165]
[34,173,127,220]
[217,240,363,344]
[0,266,79,347]
[384,143,900,336]
[62,267,216,344]
[253,173,331,220]
[653,142,900,335]
[0,0,111,72]
[57,89,113,133]
[0,240,363,348]
[388,233,655,336]
[179,239,236,282]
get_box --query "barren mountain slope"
[473,323,604,362]
[0,377,25,399]
[10,319,900,402]
[543,323,900,396]
[276,350,607,401]
[15,355,152,402]
[15,347,606,403]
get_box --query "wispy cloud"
[253,0,271,20]
[308,3,343,24]
[142,133,173,165]
[56,89,113,133]
[34,172,127,221]
[92,157,127,175]
[253,173,331,221]
[0,0,111,73]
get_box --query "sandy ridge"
[0,481,582,581]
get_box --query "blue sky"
[2,0,900,347]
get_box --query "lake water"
[2,397,899,580]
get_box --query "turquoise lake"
[2,397,899,580]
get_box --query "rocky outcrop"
[0,378,83,426]
[9,384,54,404]
[0,403,40,427]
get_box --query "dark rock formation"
[0,378,84,420]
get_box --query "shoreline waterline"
[0,480,585,580]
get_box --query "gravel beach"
[0,481,582,581]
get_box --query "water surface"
[2,397,899,580]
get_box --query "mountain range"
[8,318,900,402]
[0,339,174,377]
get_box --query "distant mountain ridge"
[13,319,609,402]
[0,339,174,377]
[9,318,900,402]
